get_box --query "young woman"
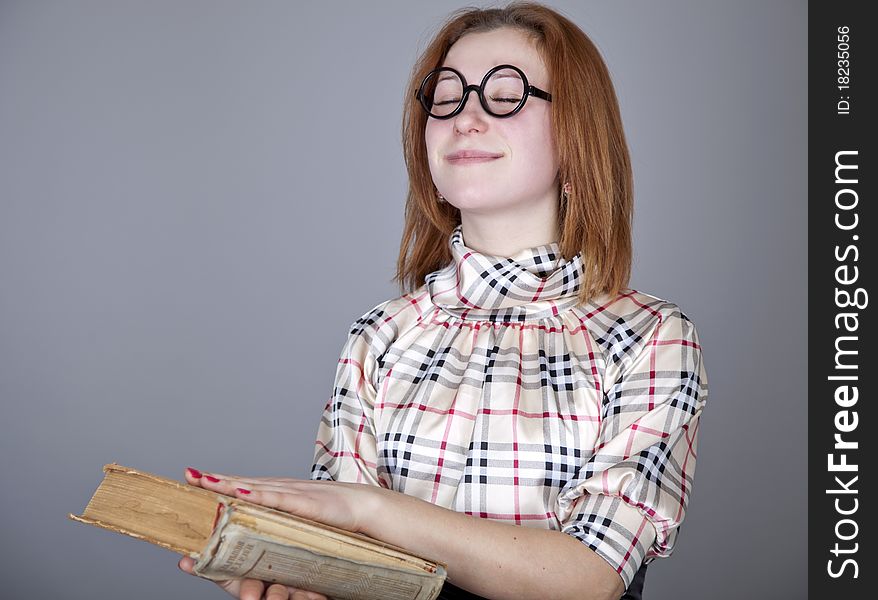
[179,4,708,599]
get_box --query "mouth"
[446,150,504,164]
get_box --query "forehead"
[442,28,547,85]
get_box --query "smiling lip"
[446,150,504,164]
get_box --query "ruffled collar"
[425,224,584,322]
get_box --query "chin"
[447,193,520,215]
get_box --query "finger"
[183,468,250,492]
[190,472,259,495]
[216,578,242,597]
[239,578,265,600]
[184,467,207,487]
[232,483,313,497]
[234,480,341,495]
[231,488,324,522]
[202,473,307,488]
[291,590,328,600]
[184,467,276,491]
[178,556,196,575]
[179,556,244,597]
[265,583,290,600]
[194,473,277,497]
[186,467,319,495]
[200,477,315,499]
[195,474,242,496]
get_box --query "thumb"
[178,556,196,575]
[179,556,245,597]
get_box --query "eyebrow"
[436,67,530,83]
[492,72,523,81]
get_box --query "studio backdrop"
[0,1,806,598]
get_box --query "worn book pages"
[70,464,446,600]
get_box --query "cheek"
[535,112,559,170]
[424,121,443,168]
[509,114,559,177]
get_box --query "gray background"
[0,1,807,598]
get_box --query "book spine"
[194,507,443,600]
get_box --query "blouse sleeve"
[310,324,385,487]
[556,305,708,589]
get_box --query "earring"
[561,182,572,203]
[436,190,446,203]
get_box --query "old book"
[70,464,446,600]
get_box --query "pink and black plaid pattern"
[311,225,708,588]
[427,225,585,322]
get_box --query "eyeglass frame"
[416,63,552,120]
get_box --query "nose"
[453,88,489,134]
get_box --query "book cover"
[70,464,446,600]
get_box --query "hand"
[177,555,327,600]
[182,467,384,534]
[177,467,387,600]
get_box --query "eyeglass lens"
[422,68,526,117]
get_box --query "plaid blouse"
[311,224,708,588]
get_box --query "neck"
[459,196,560,257]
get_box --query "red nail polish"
[187,467,202,479]
[236,488,251,495]
[205,475,221,483]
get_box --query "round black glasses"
[416,64,552,119]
